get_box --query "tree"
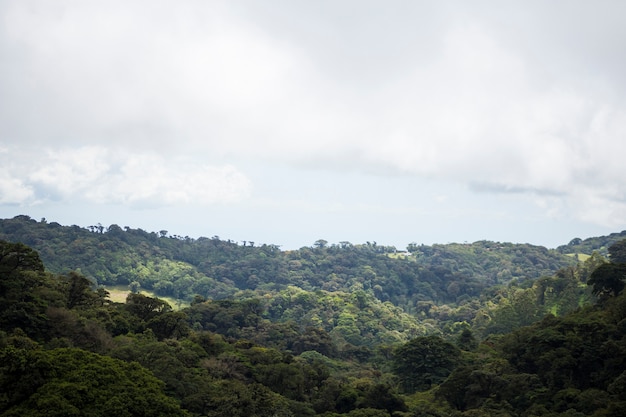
[64,271,95,309]
[0,241,54,338]
[358,383,407,414]
[129,281,141,293]
[146,311,190,340]
[314,239,328,249]
[456,328,478,351]
[609,239,626,264]
[588,263,626,298]
[0,347,186,416]
[392,335,461,392]
[586,240,626,300]
[0,241,45,275]
[125,293,172,321]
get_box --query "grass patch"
[565,253,591,262]
[107,288,131,303]
[103,285,188,310]
[386,252,412,260]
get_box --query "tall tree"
[609,239,626,264]
[588,263,626,298]
[0,347,187,416]
[392,335,461,392]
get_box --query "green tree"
[588,263,626,298]
[129,281,141,293]
[609,239,626,264]
[314,239,328,249]
[0,240,45,276]
[392,335,461,392]
[125,293,172,321]
[456,328,478,351]
[0,240,58,339]
[146,311,190,340]
[0,241,46,300]
[64,271,96,309]
[357,383,407,414]
[0,347,186,416]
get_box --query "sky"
[1,0,626,250]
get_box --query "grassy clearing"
[107,288,131,303]
[565,253,591,262]
[103,286,188,310]
[386,252,413,260]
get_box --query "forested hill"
[0,215,577,303]
[557,230,626,256]
[4,221,626,415]
[0,214,612,343]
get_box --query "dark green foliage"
[557,231,626,257]
[0,215,576,306]
[0,347,186,416]
[456,328,478,351]
[63,271,97,309]
[0,241,58,339]
[312,378,358,413]
[0,240,46,298]
[0,240,44,274]
[392,335,461,392]
[125,292,172,321]
[587,240,626,300]
[0,237,414,416]
[588,263,626,297]
[438,291,626,415]
[181,379,292,417]
[357,383,407,413]
[609,239,626,263]
[292,326,337,357]
[6,218,626,416]
[0,215,590,350]
[187,298,264,336]
[146,311,190,340]
[339,408,392,417]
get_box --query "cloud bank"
[0,146,250,207]
[2,0,626,232]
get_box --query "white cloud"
[0,147,34,204]
[2,146,251,207]
[97,154,252,207]
[0,174,34,204]
[2,1,626,239]
[28,147,110,198]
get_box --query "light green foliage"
[557,232,626,257]
[479,287,546,336]
[265,286,429,349]
[0,216,577,308]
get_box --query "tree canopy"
[2,217,626,416]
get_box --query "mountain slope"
[0,215,576,300]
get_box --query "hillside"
[0,215,576,297]
[557,231,626,256]
[2,226,626,415]
[0,215,592,338]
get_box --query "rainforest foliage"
[2,215,626,415]
[0,215,599,340]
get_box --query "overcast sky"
[1,0,626,249]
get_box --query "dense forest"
[2,215,626,416]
